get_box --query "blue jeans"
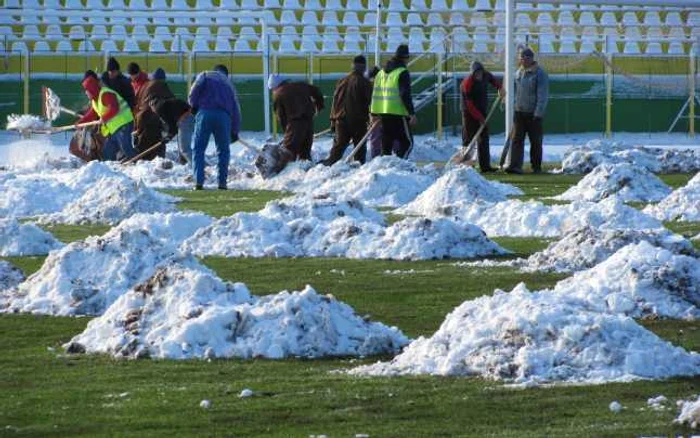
[102,121,136,161]
[177,113,194,164]
[192,109,231,187]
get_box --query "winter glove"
[369,66,380,79]
[230,131,239,144]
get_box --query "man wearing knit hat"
[503,47,549,174]
[460,61,504,172]
[101,57,135,110]
[76,70,137,161]
[133,67,175,160]
[322,55,373,165]
[370,44,416,159]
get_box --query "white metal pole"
[690,42,696,138]
[504,0,515,138]
[437,51,443,140]
[605,35,613,138]
[374,0,381,67]
[262,19,271,136]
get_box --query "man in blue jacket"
[188,64,242,190]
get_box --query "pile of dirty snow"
[429,197,662,237]
[550,242,700,319]
[675,396,700,428]
[0,218,63,256]
[398,167,523,216]
[6,114,50,131]
[523,227,696,273]
[38,176,178,225]
[350,283,700,385]
[0,212,212,316]
[644,173,700,222]
[0,261,24,293]
[554,163,671,202]
[66,260,408,359]
[560,139,700,174]
[183,197,506,260]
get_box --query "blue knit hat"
[152,67,166,80]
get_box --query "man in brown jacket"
[322,55,372,165]
[269,74,325,161]
[132,68,173,160]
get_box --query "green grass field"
[2,171,700,437]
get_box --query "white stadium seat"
[302,25,320,41]
[64,0,84,8]
[45,24,63,40]
[346,0,363,10]
[302,11,319,25]
[149,38,167,52]
[300,37,317,52]
[667,41,685,54]
[449,13,465,26]
[558,11,574,26]
[536,12,553,27]
[153,26,172,41]
[426,12,443,26]
[123,37,141,51]
[283,0,301,8]
[408,27,426,53]
[33,40,51,51]
[192,37,210,51]
[688,12,700,27]
[54,40,72,51]
[169,37,187,51]
[645,42,662,54]
[387,0,404,10]
[343,12,361,26]
[386,12,403,26]
[78,39,95,51]
[69,25,86,39]
[430,0,447,11]
[410,0,427,10]
[264,0,279,7]
[643,11,661,26]
[600,12,617,26]
[279,38,297,52]
[622,12,638,25]
[322,11,340,26]
[515,12,530,27]
[406,13,423,26]
[99,39,119,52]
[451,27,469,52]
[280,10,298,25]
[217,26,233,38]
[343,37,362,53]
[429,27,446,52]
[240,0,259,9]
[362,12,376,25]
[474,0,490,9]
[214,36,231,51]
[470,12,488,26]
[579,11,596,26]
[108,0,125,8]
[22,25,41,40]
[579,39,597,53]
[451,0,468,11]
[623,41,641,54]
[664,12,682,26]
[129,0,148,9]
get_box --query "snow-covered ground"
[0,260,24,293]
[0,218,63,256]
[67,259,408,360]
[644,173,700,222]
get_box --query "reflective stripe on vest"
[92,87,133,137]
[370,67,409,116]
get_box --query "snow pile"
[0,218,63,256]
[66,260,408,359]
[0,212,212,316]
[524,227,696,273]
[38,175,179,225]
[550,242,700,319]
[436,197,662,237]
[350,283,700,385]
[0,261,24,293]
[675,396,700,428]
[554,163,671,202]
[398,167,523,216]
[560,139,700,174]
[647,395,669,411]
[183,196,506,260]
[6,114,50,131]
[644,173,700,222]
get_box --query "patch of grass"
[1,256,46,277]
[664,221,700,240]
[163,189,287,218]
[41,224,111,243]
[492,237,553,258]
[659,174,695,189]
[483,171,583,199]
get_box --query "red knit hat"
[82,75,100,100]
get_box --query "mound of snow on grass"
[550,242,700,319]
[0,218,62,256]
[398,167,522,216]
[0,261,24,293]
[183,196,506,260]
[675,396,700,428]
[524,227,696,273]
[67,260,408,359]
[350,283,700,385]
[433,197,662,237]
[554,163,671,202]
[560,140,700,174]
[0,212,212,316]
[38,176,178,225]
[644,173,700,222]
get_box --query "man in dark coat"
[269,74,325,161]
[460,61,503,172]
[133,67,173,160]
[100,57,136,110]
[322,55,373,165]
[369,44,417,159]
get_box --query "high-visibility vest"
[370,67,409,116]
[92,87,133,137]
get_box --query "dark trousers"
[508,111,543,172]
[324,118,368,165]
[135,110,165,160]
[462,112,492,170]
[283,118,313,161]
[380,115,413,159]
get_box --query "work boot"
[504,167,523,175]
[193,184,203,191]
[480,167,497,173]
[532,167,542,174]
[218,185,227,190]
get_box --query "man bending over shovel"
[76,72,137,161]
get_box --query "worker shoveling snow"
[182,196,506,260]
[36,175,179,225]
[349,282,700,386]
[0,217,63,256]
[559,139,700,174]
[413,197,662,238]
[397,167,523,216]
[0,261,25,293]
[522,227,696,273]
[644,173,700,222]
[553,163,672,203]
[65,259,409,360]
[0,212,212,316]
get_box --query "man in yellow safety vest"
[370,44,417,159]
[77,72,137,161]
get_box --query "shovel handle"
[121,140,165,165]
[237,138,262,154]
[313,128,332,139]
[344,119,379,164]
[51,120,101,133]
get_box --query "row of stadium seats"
[4,37,694,54]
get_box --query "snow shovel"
[42,86,80,121]
[344,119,380,164]
[499,123,515,170]
[313,128,332,139]
[237,138,292,179]
[446,94,502,167]
[121,139,166,165]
